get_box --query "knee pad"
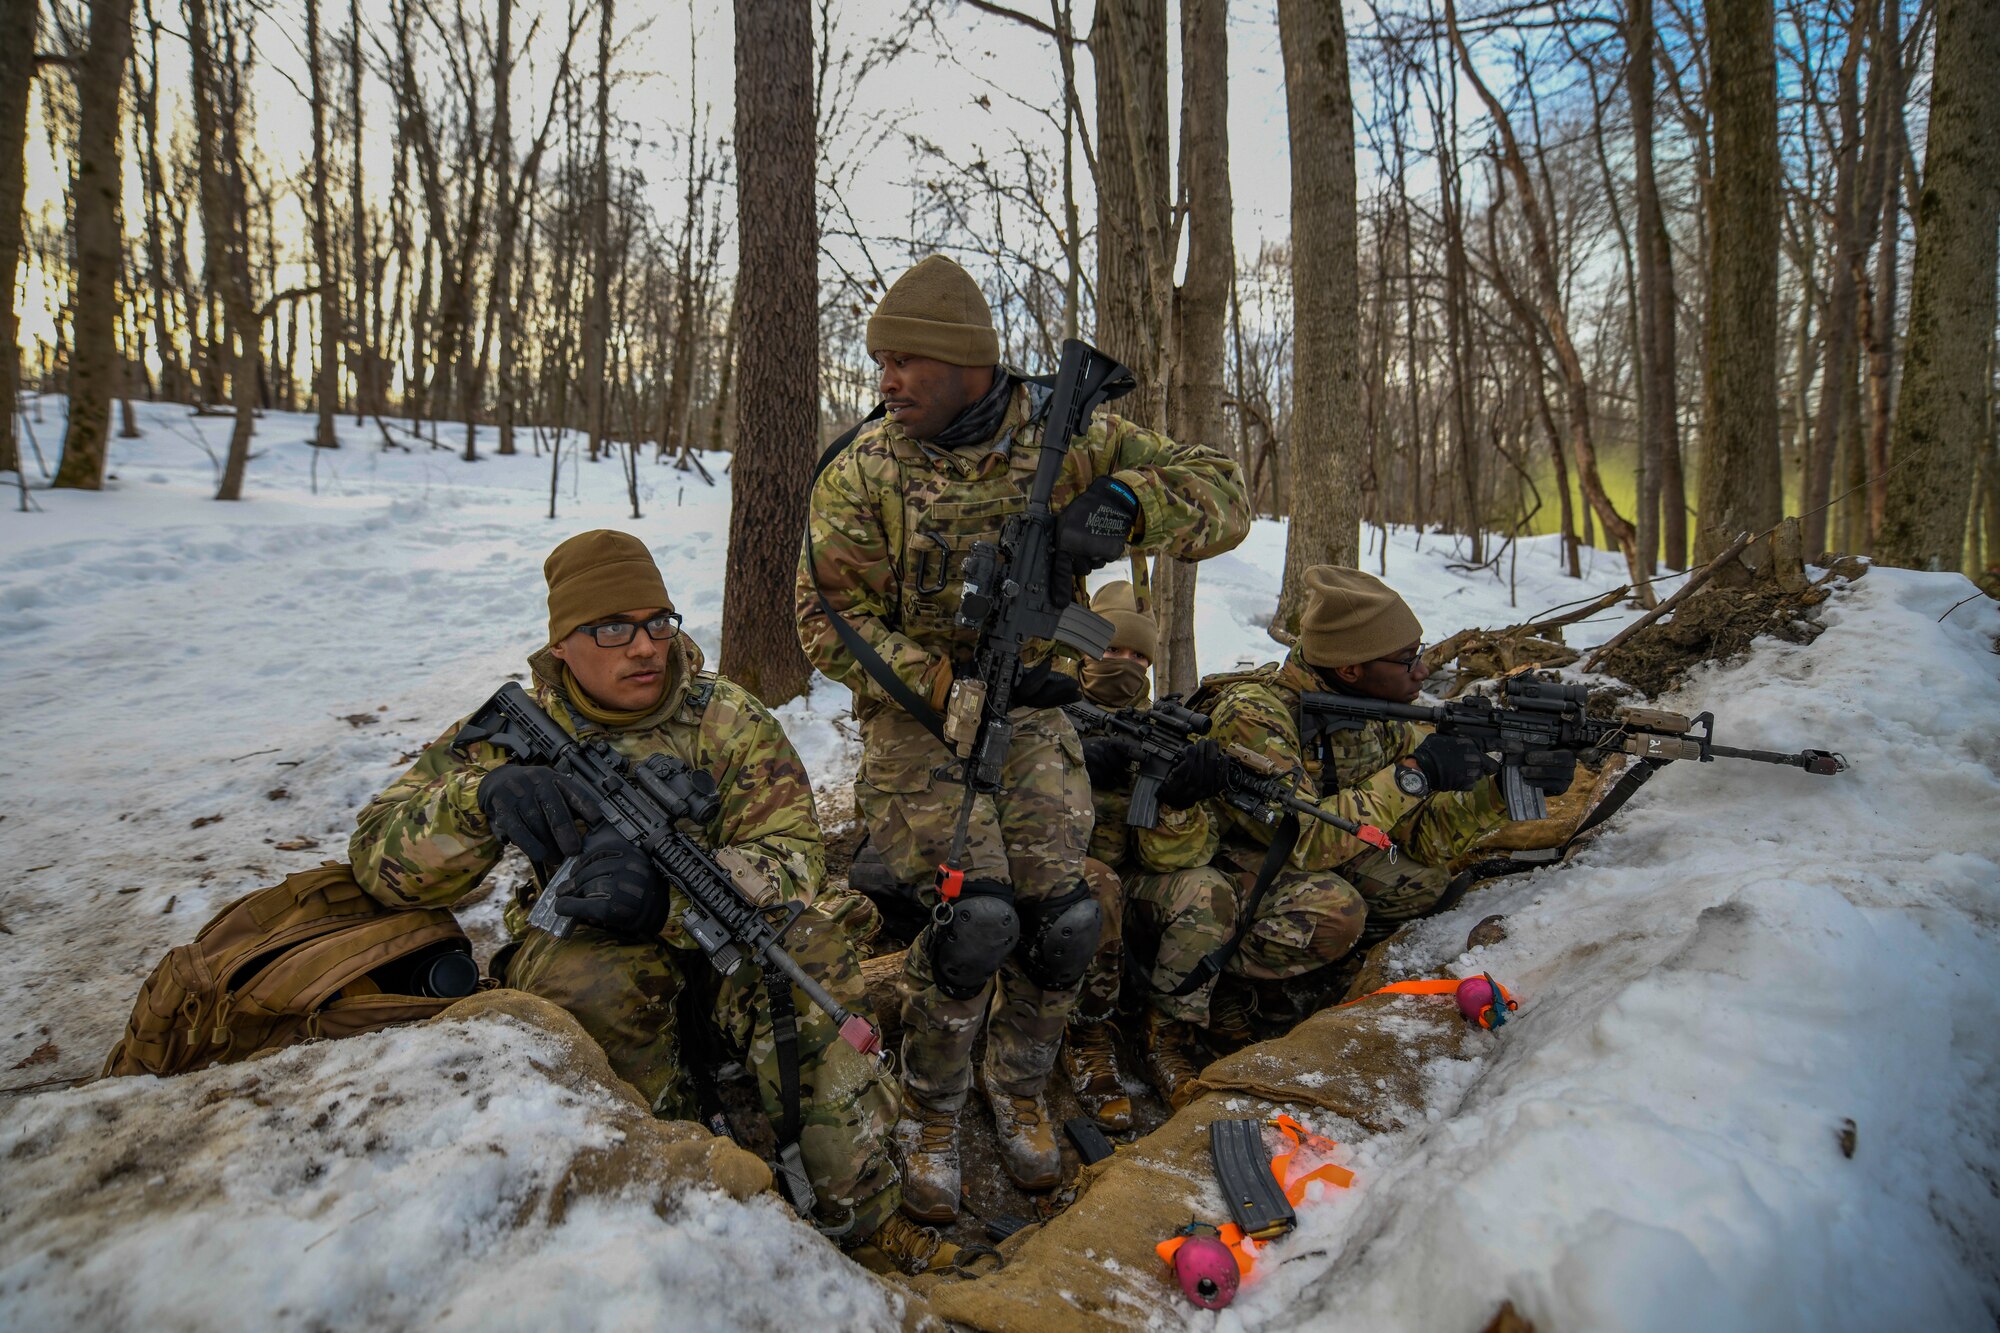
[1016,878,1102,991]
[929,879,1019,1001]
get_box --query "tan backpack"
[103,861,479,1078]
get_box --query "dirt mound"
[1597,529,1866,698]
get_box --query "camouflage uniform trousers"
[1074,856,1126,1024]
[1343,845,1453,946]
[855,704,1094,1110]
[505,905,902,1236]
[1123,853,1365,1025]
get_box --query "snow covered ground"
[2,397,1995,1330]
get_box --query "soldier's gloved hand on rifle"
[1519,749,1578,797]
[1411,733,1498,793]
[1056,477,1139,571]
[1082,735,1141,788]
[1157,738,1227,810]
[549,823,674,939]
[1012,659,1082,710]
[476,764,591,865]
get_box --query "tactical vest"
[878,395,1096,665]
[1189,662,1410,798]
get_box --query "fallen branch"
[1583,531,1752,673]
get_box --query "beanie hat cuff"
[865,313,1000,367]
[545,531,673,645]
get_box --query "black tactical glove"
[1055,476,1140,572]
[1156,738,1227,810]
[1519,749,1578,797]
[1411,733,1497,793]
[1082,735,1141,788]
[550,823,673,939]
[476,764,590,865]
[1012,659,1082,710]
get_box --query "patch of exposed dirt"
[1598,549,1868,698]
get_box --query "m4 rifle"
[932,338,1137,897]
[1063,696,1392,850]
[455,682,881,1056]
[1299,674,1847,822]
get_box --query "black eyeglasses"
[576,610,682,648]
[1374,647,1425,672]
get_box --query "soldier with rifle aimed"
[1061,582,1396,1112]
[797,255,1249,1222]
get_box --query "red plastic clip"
[1355,823,1393,852]
[935,864,965,901]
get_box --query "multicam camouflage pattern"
[1074,747,1218,1021]
[506,905,901,1238]
[858,705,1092,1108]
[1199,647,1507,878]
[796,383,1251,720]
[348,635,897,1232]
[1124,862,1364,1024]
[352,635,824,934]
[1075,856,1124,1022]
[1120,646,1511,1020]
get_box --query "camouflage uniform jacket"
[796,383,1250,721]
[349,635,824,948]
[1199,648,1506,874]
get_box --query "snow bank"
[0,1006,897,1330]
[1226,568,2000,1332]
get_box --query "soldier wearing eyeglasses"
[346,529,961,1276]
[1122,566,1575,1105]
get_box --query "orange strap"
[1156,1223,1259,1276]
[1269,1113,1356,1204]
[1338,976,1521,1028]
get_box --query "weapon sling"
[1164,812,1302,997]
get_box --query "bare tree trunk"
[722,0,815,704]
[581,0,613,463]
[188,0,257,500]
[1862,0,1902,545]
[1803,6,1868,555]
[1876,0,2000,571]
[1156,0,1231,695]
[54,0,136,490]
[1090,0,1170,420]
[347,0,371,421]
[1629,0,1679,572]
[0,0,35,474]
[305,0,337,447]
[1694,0,1784,559]
[1274,0,1363,635]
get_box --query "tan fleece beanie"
[544,530,674,644]
[1090,580,1159,662]
[866,255,1000,367]
[1296,565,1423,668]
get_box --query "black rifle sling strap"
[763,967,817,1220]
[1165,811,1301,997]
[800,375,1060,747]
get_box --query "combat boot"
[891,1103,961,1222]
[1206,981,1257,1054]
[985,1087,1061,1190]
[1059,1019,1133,1131]
[1141,1009,1206,1111]
[850,1214,966,1277]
